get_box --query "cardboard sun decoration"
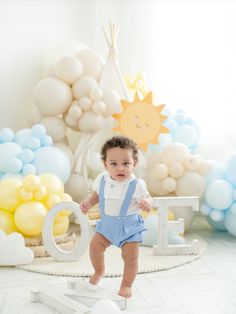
[113,92,169,151]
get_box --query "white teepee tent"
[99,22,131,101]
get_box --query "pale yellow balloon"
[23,175,41,192]
[0,179,22,212]
[0,210,18,234]
[53,216,69,235]
[14,201,48,236]
[34,185,48,201]
[40,173,64,195]
[18,186,33,202]
[45,194,61,209]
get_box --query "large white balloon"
[72,76,98,99]
[54,56,83,85]
[102,90,121,116]
[65,173,88,202]
[76,49,104,81]
[34,78,72,115]
[161,143,190,167]
[41,116,66,142]
[176,171,206,197]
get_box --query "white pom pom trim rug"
[18,234,207,277]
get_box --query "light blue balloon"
[148,133,172,152]
[0,128,14,142]
[0,142,22,172]
[27,136,41,150]
[200,203,212,216]
[19,149,34,163]
[172,125,198,148]
[41,135,53,146]
[225,152,236,187]
[31,124,46,139]
[224,210,236,237]
[205,160,225,185]
[22,163,36,175]
[206,216,227,232]
[205,180,233,210]
[33,146,71,183]
[5,158,23,173]
[210,209,225,222]
[14,129,31,148]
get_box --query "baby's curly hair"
[101,136,138,162]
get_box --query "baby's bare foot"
[118,285,132,298]
[89,272,103,285]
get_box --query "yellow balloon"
[45,194,61,209]
[34,185,48,201]
[0,179,22,212]
[23,175,41,192]
[14,201,47,236]
[18,186,33,201]
[53,216,69,235]
[40,173,64,195]
[0,210,18,234]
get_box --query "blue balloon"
[224,210,236,237]
[206,216,227,232]
[31,124,46,139]
[19,149,34,163]
[5,158,23,173]
[0,142,22,172]
[27,136,41,150]
[14,129,31,148]
[225,152,236,187]
[22,163,37,175]
[205,160,225,185]
[33,146,71,183]
[0,128,14,142]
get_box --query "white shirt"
[93,171,150,216]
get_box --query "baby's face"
[104,147,136,181]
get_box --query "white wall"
[0,0,236,147]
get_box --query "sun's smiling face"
[113,92,169,151]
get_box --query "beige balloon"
[176,171,206,197]
[34,78,72,115]
[76,49,104,80]
[65,173,88,203]
[72,76,98,99]
[78,112,105,133]
[41,116,66,142]
[54,57,83,85]
[161,143,190,167]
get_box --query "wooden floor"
[0,215,236,314]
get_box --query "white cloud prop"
[0,230,34,266]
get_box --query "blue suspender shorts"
[95,176,146,248]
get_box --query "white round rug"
[18,234,207,277]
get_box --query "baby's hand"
[80,199,91,214]
[139,198,152,212]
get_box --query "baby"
[80,135,152,298]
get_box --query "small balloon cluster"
[149,109,200,153]
[0,174,72,237]
[146,143,211,197]
[0,124,71,183]
[200,152,236,237]
[125,72,149,98]
[30,49,122,141]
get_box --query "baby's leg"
[89,232,111,285]
[119,242,139,298]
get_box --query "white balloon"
[76,49,104,81]
[102,90,121,116]
[153,164,168,179]
[65,173,88,202]
[161,143,190,167]
[169,162,184,178]
[54,56,83,84]
[78,112,105,133]
[146,152,162,171]
[34,78,72,115]
[146,172,167,196]
[89,87,103,101]
[64,114,77,128]
[28,106,44,126]
[78,96,92,111]
[92,101,106,115]
[68,105,82,119]
[41,116,66,142]
[161,177,176,193]
[88,152,104,172]
[185,155,201,171]
[72,76,98,99]
[54,143,75,169]
[176,171,206,197]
